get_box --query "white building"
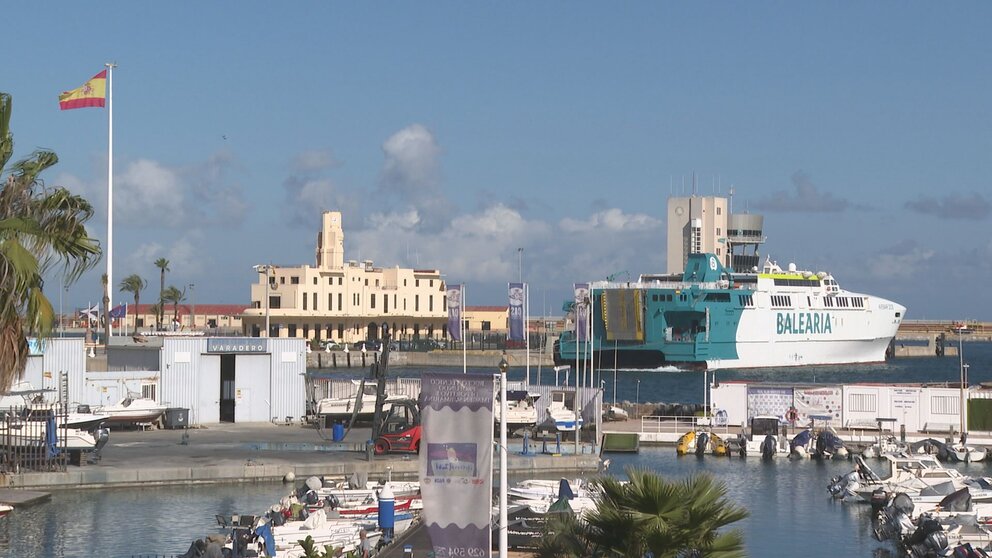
[241,211,448,344]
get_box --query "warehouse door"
[220,354,236,422]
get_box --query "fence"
[0,406,69,474]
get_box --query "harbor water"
[1,342,989,558]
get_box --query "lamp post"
[497,352,509,558]
[959,325,965,437]
[635,379,640,418]
[253,265,271,338]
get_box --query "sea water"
[1,342,989,558]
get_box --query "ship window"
[896,312,901,317]
[704,293,730,302]
[652,295,658,302]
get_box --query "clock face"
[675,206,684,216]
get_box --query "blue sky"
[5,2,991,320]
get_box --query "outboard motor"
[760,434,776,459]
[791,430,812,460]
[870,487,890,511]
[873,492,914,542]
[695,432,710,456]
[827,470,860,500]
[905,517,949,558]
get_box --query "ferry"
[553,252,905,370]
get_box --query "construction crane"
[606,270,630,282]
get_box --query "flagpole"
[105,62,116,336]
[461,284,466,374]
[525,283,530,388]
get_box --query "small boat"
[948,443,987,463]
[544,391,584,432]
[314,380,405,426]
[94,396,167,426]
[0,504,11,518]
[676,430,727,456]
[728,415,789,458]
[604,406,629,422]
[494,391,540,435]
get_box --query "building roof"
[129,303,250,316]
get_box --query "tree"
[101,272,109,348]
[0,92,101,390]
[119,273,146,335]
[162,285,186,328]
[154,257,169,330]
[536,467,748,558]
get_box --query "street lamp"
[635,379,641,418]
[497,352,509,558]
[253,265,272,338]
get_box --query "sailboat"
[948,326,986,463]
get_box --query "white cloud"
[380,124,441,194]
[560,208,661,233]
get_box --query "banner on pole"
[420,373,494,558]
[574,283,590,342]
[446,285,463,342]
[508,282,525,341]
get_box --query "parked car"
[351,340,382,352]
[320,341,345,351]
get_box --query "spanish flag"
[58,70,107,110]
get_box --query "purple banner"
[508,282,525,341]
[574,283,589,342]
[446,285,463,342]
[420,373,494,558]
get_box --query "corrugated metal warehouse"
[12,337,307,427]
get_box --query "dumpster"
[163,407,189,429]
[332,422,345,442]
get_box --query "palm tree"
[119,274,146,335]
[162,285,186,329]
[154,258,169,330]
[0,92,101,390]
[101,273,110,349]
[536,467,748,558]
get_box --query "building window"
[415,295,419,312]
[280,277,286,285]
[482,321,491,331]
[328,294,333,311]
[716,228,721,235]
[303,294,308,310]
[303,325,310,339]
[430,280,433,287]
[291,276,300,285]
[384,296,389,313]
[717,207,722,215]
[312,293,317,311]
[338,293,343,310]
[142,384,157,401]
[375,279,379,287]
[404,279,407,286]
[338,324,344,338]
[416,280,420,287]
[288,324,297,337]
[329,278,333,285]
[429,295,433,312]
[338,277,342,285]
[371,294,376,309]
[269,296,281,309]
[313,277,318,285]
[364,278,368,286]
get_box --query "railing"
[0,408,69,474]
[638,415,733,437]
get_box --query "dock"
[0,488,51,508]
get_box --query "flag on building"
[574,283,590,342]
[109,304,127,319]
[508,282,525,341]
[419,373,493,558]
[59,70,107,110]
[446,285,463,342]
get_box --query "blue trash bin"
[332,422,345,442]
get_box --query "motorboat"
[0,415,109,452]
[494,390,539,435]
[727,415,789,458]
[0,381,108,432]
[0,504,11,518]
[676,430,728,456]
[604,406,629,421]
[314,380,405,426]
[948,442,988,464]
[788,428,849,460]
[828,454,992,505]
[94,396,167,426]
[543,391,584,432]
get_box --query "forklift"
[373,398,421,455]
